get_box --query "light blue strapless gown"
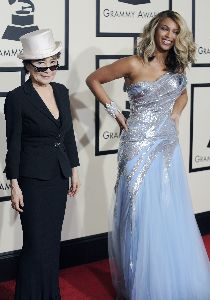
[109,73,210,300]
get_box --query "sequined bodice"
[121,72,187,143]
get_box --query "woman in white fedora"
[4,29,80,299]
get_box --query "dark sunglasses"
[29,62,59,72]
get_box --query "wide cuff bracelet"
[104,101,121,119]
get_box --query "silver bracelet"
[104,101,121,118]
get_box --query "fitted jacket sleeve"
[64,97,80,168]
[4,91,22,179]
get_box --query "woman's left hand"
[171,113,180,134]
[68,168,80,197]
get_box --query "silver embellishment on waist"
[115,73,185,228]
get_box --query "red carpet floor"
[1,234,210,300]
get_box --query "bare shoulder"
[110,55,143,79]
[120,55,144,83]
[116,55,143,69]
[128,55,143,65]
[86,55,144,84]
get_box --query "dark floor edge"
[195,211,210,236]
[0,232,108,282]
[0,211,210,282]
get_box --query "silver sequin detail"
[105,100,121,118]
[115,72,187,235]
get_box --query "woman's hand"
[10,181,24,213]
[68,168,80,197]
[116,112,128,131]
[171,113,180,134]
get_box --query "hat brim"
[17,41,62,60]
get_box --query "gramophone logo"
[118,0,151,4]
[2,0,39,41]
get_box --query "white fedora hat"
[18,29,62,60]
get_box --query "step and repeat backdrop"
[0,0,209,253]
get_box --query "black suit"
[4,78,79,180]
[4,78,79,299]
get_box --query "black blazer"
[4,78,79,180]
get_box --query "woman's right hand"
[11,184,24,213]
[116,112,128,131]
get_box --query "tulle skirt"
[109,144,210,300]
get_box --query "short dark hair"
[22,52,61,74]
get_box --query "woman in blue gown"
[86,10,210,300]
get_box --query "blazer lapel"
[23,78,60,127]
[50,82,67,131]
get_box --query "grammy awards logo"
[2,0,39,41]
[118,0,151,4]
[0,181,10,191]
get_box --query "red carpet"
[1,234,210,300]
[0,260,115,300]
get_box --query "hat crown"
[18,29,62,60]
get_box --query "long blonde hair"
[137,10,196,72]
